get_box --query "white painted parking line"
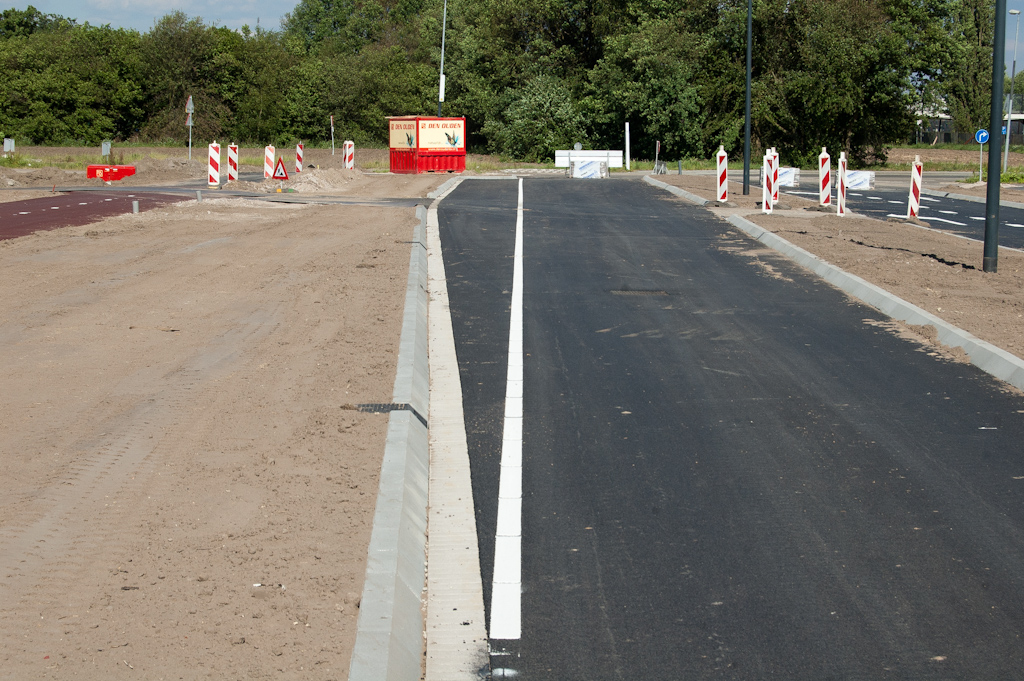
[490,178,524,641]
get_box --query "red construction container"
[86,165,136,181]
[388,116,466,174]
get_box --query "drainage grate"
[610,289,668,296]
[345,402,428,427]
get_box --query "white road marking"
[939,210,958,215]
[1006,223,1024,228]
[970,216,986,221]
[78,202,88,205]
[104,198,112,202]
[490,178,524,640]
[928,216,968,226]
[18,211,29,215]
[921,197,941,202]
[887,200,903,204]
[867,196,883,200]
[787,191,818,196]
[850,192,863,196]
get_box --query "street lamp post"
[742,0,752,195]
[1005,9,1021,173]
[437,0,448,117]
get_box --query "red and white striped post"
[208,141,220,188]
[715,145,728,202]
[227,144,238,182]
[837,152,848,217]
[296,143,303,174]
[343,141,355,170]
[762,152,774,214]
[907,154,923,219]
[771,148,780,204]
[264,145,275,179]
[818,147,831,206]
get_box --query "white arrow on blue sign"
[976,129,990,144]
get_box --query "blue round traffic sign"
[976,129,990,144]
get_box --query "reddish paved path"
[0,191,188,241]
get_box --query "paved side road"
[439,177,1024,680]
[0,191,187,240]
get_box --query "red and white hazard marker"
[818,147,831,206]
[343,140,355,170]
[227,144,238,182]
[837,152,848,217]
[273,156,289,180]
[264,145,276,179]
[770,147,778,202]
[762,153,773,214]
[907,154,923,219]
[208,141,220,188]
[296,143,303,174]
[715,145,728,203]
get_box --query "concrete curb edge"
[725,214,1024,392]
[349,205,431,681]
[643,175,710,206]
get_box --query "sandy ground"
[655,174,1024,361]
[0,158,444,679]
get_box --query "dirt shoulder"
[0,173,442,679]
[653,174,1024,363]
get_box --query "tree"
[943,0,993,136]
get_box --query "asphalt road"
[786,185,1024,250]
[0,191,188,240]
[439,177,1024,680]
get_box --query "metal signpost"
[185,95,194,160]
[437,0,448,117]
[976,128,989,181]
[331,115,336,155]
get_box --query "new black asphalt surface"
[786,186,1024,250]
[439,177,1024,680]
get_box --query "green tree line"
[0,0,1002,164]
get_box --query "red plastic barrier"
[86,165,136,181]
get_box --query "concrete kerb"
[642,177,1024,393]
[644,175,709,206]
[349,205,431,681]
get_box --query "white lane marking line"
[787,191,818,196]
[969,216,986,221]
[1006,223,1024,228]
[78,202,88,205]
[921,196,941,202]
[867,196,883,200]
[490,178,524,641]
[887,200,903,204]
[928,216,968,226]
[939,210,958,215]
[850,192,863,196]
[104,198,112,201]
[18,211,29,215]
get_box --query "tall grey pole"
[1004,10,1020,173]
[437,0,448,117]
[985,0,1008,273]
[742,0,752,194]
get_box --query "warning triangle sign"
[273,157,289,180]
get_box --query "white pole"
[331,115,336,156]
[625,122,631,171]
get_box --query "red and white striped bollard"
[907,154,923,219]
[818,147,831,206]
[771,148,780,204]
[264,145,275,179]
[837,152,848,217]
[715,145,728,202]
[208,141,220,188]
[227,144,238,182]
[762,153,773,214]
[296,143,303,174]
[343,140,355,170]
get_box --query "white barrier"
[343,140,355,169]
[227,144,238,182]
[570,160,606,179]
[907,155,923,219]
[208,141,220,188]
[264,145,275,179]
[758,166,801,187]
[3,138,13,153]
[819,147,831,206]
[555,149,624,169]
[845,170,875,190]
[715,145,728,202]
[296,143,303,174]
[837,152,848,217]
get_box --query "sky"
[4,0,288,32]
